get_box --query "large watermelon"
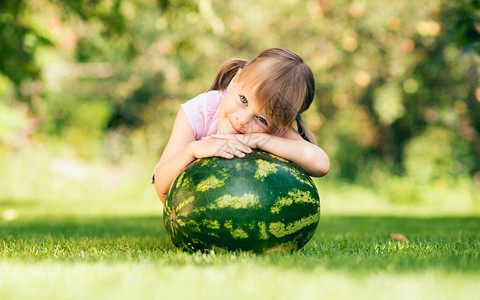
[163,150,321,253]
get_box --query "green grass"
[1,212,479,299]
[1,148,480,299]
[1,214,479,270]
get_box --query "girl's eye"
[240,96,248,105]
[257,116,268,126]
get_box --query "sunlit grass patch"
[1,262,480,300]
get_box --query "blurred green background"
[1,0,479,215]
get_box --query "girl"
[153,48,330,203]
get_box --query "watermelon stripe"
[258,222,269,240]
[254,159,278,180]
[287,189,317,204]
[212,194,260,209]
[231,228,249,239]
[196,175,227,192]
[268,214,320,238]
[175,195,195,213]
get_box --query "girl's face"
[218,73,271,135]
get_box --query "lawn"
[1,210,479,299]
[1,151,479,299]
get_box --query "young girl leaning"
[153,48,330,203]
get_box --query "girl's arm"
[153,108,196,203]
[260,129,330,177]
[208,130,330,177]
[154,108,252,203]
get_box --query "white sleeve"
[180,93,208,140]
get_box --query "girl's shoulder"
[183,90,225,109]
[181,90,225,140]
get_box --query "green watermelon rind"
[163,150,321,254]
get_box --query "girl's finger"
[209,134,227,139]
[222,140,251,153]
[226,144,250,158]
[241,145,252,153]
[218,151,234,159]
[223,149,244,158]
[211,134,239,140]
[231,149,246,158]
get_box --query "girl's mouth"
[229,119,243,134]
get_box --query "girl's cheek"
[247,123,263,134]
[225,97,238,112]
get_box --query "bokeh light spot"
[403,79,418,94]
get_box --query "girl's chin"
[218,124,236,135]
[218,129,236,135]
[217,127,229,135]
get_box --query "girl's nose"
[236,112,250,129]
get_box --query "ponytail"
[295,62,317,145]
[296,115,317,144]
[208,59,248,91]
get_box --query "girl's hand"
[206,133,272,149]
[188,135,252,159]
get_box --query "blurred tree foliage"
[0,0,479,186]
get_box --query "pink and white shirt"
[181,90,226,140]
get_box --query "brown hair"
[208,48,316,143]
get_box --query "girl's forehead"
[238,65,267,88]
[238,75,260,92]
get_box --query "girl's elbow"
[311,160,330,177]
[159,194,167,204]
[308,150,330,177]
[154,182,167,204]
[304,147,330,177]
[318,160,330,177]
